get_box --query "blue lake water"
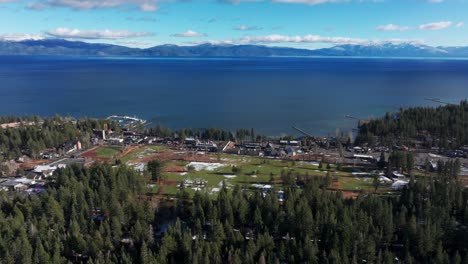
[0,56,467,136]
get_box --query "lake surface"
[0,56,467,136]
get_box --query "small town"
[1,114,467,201]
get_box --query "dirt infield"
[341,191,360,199]
[132,152,214,164]
[164,165,186,173]
[20,159,48,170]
[79,146,100,158]
[116,145,142,160]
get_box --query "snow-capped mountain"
[1,39,468,57]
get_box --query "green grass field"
[96,147,120,159]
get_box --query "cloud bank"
[377,21,455,31]
[0,33,45,41]
[46,28,154,39]
[171,30,206,37]
[197,34,423,45]
[27,0,161,11]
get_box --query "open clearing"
[96,147,120,159]
[116,146,395,197]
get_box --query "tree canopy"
[0,162,466,263]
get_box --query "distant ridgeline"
[355,100,468,148]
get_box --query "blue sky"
[0,0,467,48]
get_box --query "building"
[34,164,66,177]
[392,171,406,179]
[289,141,300,147]
[195,142,218,152]
[93,129,107,140]
[106,138,124,145]
[392,180,409,190]
[0,177,32,192]
[184,137,197,146]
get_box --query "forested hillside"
[355,100,468,149]
[0,163,466,263]
[0,116,119,161]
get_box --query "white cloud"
[376,24,410,31]
[377,21,454,32]
[115,40,154,48]
[0,0,19,3]
[456,22,464,28]
[27,0,160,12]
[219,0,262,3]
[126,16,158,22]
[418,21,452,30]
[234,25,263,31]
[171,30,206,37]
[46,28,154,39]
[25,0,383,10]
[271,0,349,4]
[197,34,423,45]
[222,0,384,4]
[0,33,44,41]
[222,0,368,4]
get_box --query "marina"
[107,115,147,129]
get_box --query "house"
[76,140,82,151]
[244,142,262,150]
[352,146,366,153]
[184,137,197,146]
[0,179,28,192]
[93,129,107,140]
[289,141,300,147]
[428,160,438,171]
[353,154,376,163]
[285,146,297,157]
[195,142,218,152]
[392,171,406,179]
[34,164,66,177]
[106,138,124,145]
[264,143,279,157]
[392,180,409,190]
[61,142,77,154]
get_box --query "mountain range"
[2,39,468,57]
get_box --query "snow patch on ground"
[252,184,272,189]
[186,162,225,171]
[379,176,393,183]
[301,161,320,167]
[352,172,371,176]
[223,174,237,179]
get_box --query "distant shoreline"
[3,54,468,61]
